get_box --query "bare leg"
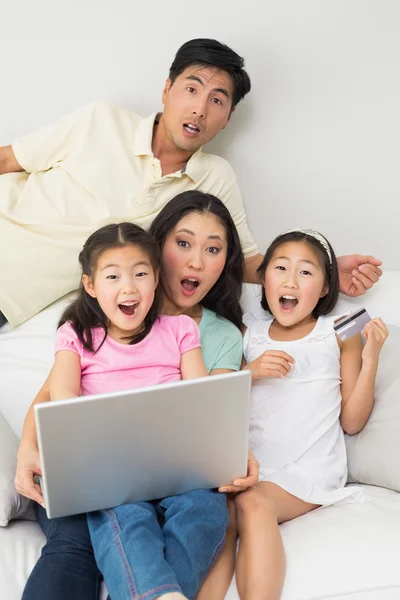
[195,497,237,600]
[235,482,319,600]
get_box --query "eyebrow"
[176,228,224,242]
[101,261,150,271]
[273,256,319,268]
[185,75,230,99]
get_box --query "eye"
[275,265,286,271]
[211,97,223,105]
[186,86,196,93]
[301,270,312,276]
[206,246,220,254]
[135,272,147,278]
[177,240,190,248]
[106,274,118,280]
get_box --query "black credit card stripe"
[333,308,366,331]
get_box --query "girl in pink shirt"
[50,222,228,600]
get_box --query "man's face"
[161,65,235,153]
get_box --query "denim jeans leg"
[87,502,182,600]
[22,504,103,600]
[159,489,229,599]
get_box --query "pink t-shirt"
[55,315,201,396]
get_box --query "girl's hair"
[257,231,339,318]
[150,191,244,330]
[59,223,161,351]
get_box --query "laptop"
[35,370,251,518]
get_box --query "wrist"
[361,358,378,373]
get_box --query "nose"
[192,95,207,120]
[188,249,204,271]
[121,277,138,294]
[283,272,298,289]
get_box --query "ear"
[162,78,172,105]
[82,274,97,298]
[222,105,235,130]
[320,282,329,298]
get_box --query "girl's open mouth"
[279,296,298,312]
[118,301,139,317]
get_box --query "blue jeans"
[87,489,228,600]
[23,504,104,600]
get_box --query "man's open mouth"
[279,296,298,311]
[183,123,201,135]
[118,301,139,316]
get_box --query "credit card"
[333,308,371,341]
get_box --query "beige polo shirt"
[0,101,258,326]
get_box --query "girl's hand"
[218,450,259,494]
[247,350,295,381]
[362,318,389,365]
[15,442,45,506]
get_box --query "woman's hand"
[362,318,389,365]
[15,441,44,506]
[218,449,259,494]
[246,350,295,381]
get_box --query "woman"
[15,190,257,600]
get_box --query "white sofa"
[1,274,400,600]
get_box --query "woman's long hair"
[150,191,244,329]
[59,223,161,352]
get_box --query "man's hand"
[337,255,382,297]
[15,442,44,506]
[218,449,259,494]
[0,145,23,175]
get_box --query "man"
[0,38,381,328]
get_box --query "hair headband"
[283,228,332,266]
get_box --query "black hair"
[169,38,251,108]
[59,223,161,351]
[257,231,339,318]
[150,191,244,330]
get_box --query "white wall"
[1,0,399,267]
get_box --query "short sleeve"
[176,315,201,355]
[212,333,243,372]
[12,101,103,174]
[219,178,259,258]
[55,322,83,357]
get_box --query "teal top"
[198,307,243,373]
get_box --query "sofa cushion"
[0,413,36,526]
[346,324,400,492]
[226,486,400,600]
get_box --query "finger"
[371,318,389,335]
[261,356,293,372]
[218,485,243,493]
[265,351,295,364]
[351,270,374,291]
[23,482,44,505]
[354,255,382,267]
[358,264,382,282]
[261,363,290,377]
[233,474,258,488]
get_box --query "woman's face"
[160,211,228,316]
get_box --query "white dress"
[243,313,364,506]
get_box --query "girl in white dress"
[232,229,388,600]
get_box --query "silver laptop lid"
[35,370,251,518]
